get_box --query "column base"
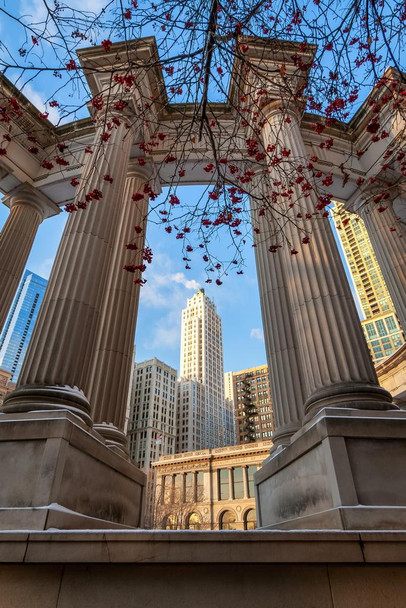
[93,422,130,459]
[0,411,145,530]
[255,407,406,530]
[304,382,393,418]
[2,385,93,427]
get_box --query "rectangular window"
[233,467,244,499]
[247,465,257,498]
[365,322,377,339]
[385,316,397,333]
[196,471,204,499]
[376,320,387,337]
[163,476,172,504]
[219,469,229,500]
[185,472,194,502]
[174,474,183,503]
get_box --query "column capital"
[127,158,162,196]
[127,159,154,181]
[2,182,60,220]
[260,99,304,123]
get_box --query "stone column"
[228,468,234,499]
[86,162,151,454]
[2,120,134,425]
[251,184,306,445]
[243,466,249,499]
[261,102,392,418]
[0,184,59,333]
[357,198,406,333]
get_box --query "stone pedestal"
[0,411,145,530]
[255,408,406,530]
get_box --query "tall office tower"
[230,365,274,444]
[0,270,47,382]
[176,379,205,453]
[224,371,234,403]
[334,202,404,362]
[127,358,178,471]
[178,288,235,450]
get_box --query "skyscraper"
[178,288,235,450]
[333,202,404,362]
[126,357,178,527]
[0,270,47,381]
[127,357,178,471]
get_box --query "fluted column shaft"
[0,185,58,333]
[358,199,406,333]
[87,162,151,451]
[2,120,133,424]
[250,185,306,446]
[261,103,392,417]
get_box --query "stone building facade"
[152,440,272,530]
[127,358,178,471]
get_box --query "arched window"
[163,514,177,530]
[219,510,237,530]
[244,508,256,530]
[186,512,202,530]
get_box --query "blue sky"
[0,189,365,375]
[0,0,371,374]
[0,189,267,374]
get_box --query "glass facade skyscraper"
[0,270,48,381]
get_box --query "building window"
[247,465,257,498]
[244,509,257,530]
[219,510,237,530]
[174,474,183,503]
[219,469,229,500]
[376,319,387,337]
[196,471,204,499]
[186,512,202,530]
[233,467,244,499]
[185,472,194,502]
[163,476,172,504]
[385,316,397,333]
[365,322,377,339]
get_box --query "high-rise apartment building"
[178,289,235,450]
[0,270,47,381]
[333,202,404,362]
[229,365,274,444]
[127,358,178,471]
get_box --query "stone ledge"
[1,530,406,564]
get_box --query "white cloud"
[138,252,201,352]
[171,272,200,290]
[250,328,264,342]
[20,83,60,125]
[150,310,182,349]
